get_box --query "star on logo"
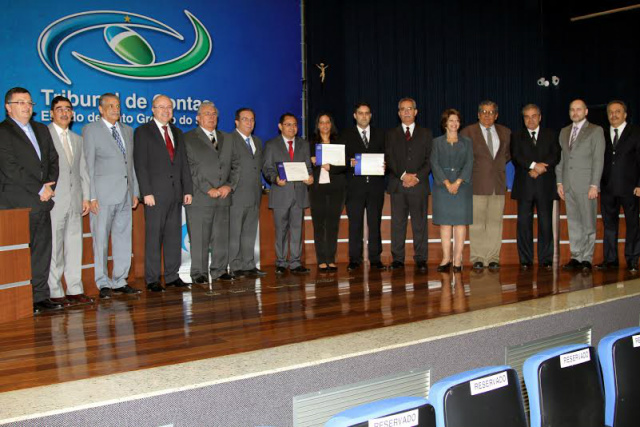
[124,15,131,23]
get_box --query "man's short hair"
[235,107,255,121]
[353,102,372,114]
[4,87,30,105]
[51,96,72,111]
[279,112,297,125]
[398,97,417,110]
[197,101,217,116]
[521,103,540,115]
[478,100,499,113]
[607,100,627,113]
[99,93,119,107]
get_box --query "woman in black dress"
[309,113,346,271]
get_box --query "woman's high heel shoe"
[453,264,462,272]
[437,262,452,272]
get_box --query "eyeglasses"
[8,101,35,107]
[480,110,497,116]
[399,107,415,112]
[53,107,72,113]
[153,105,173,110]
[200,112,218,117]
[239,117,255,122]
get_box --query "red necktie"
[405,126,411,141]
[288,140,294,161]
[163,125,174,161]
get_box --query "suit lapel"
[615,125,631,148]
[8,120,41,162]
[48,124,68,167]
[571,121,590,148]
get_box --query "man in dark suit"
[341,102,387,271]
[597,100,640,272]
[229,108,265,278]
[134,95,193,292]
[385,97,432,272]
[461,100,511,270]
[262,113,313,274]
[185,101,239,283]
[510,104,560,269]
[0,87,60,313]
[556,99,605,271]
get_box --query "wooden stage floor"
[0,264,636,394]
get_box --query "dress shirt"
[610,122,627,143]
[483,124,499,158]
[236,129,255,154]
[201,127,218,143]
[283,137,295,152]
[357,125,371,144]
[155,118,174,147]
[571,118,587,135]
[102,118,126,153]
[403,122,416,137]
[52,122,73,156]
[527,126,540,170]
[12,118,41,159]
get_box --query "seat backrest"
[429,365,527,427]
[524,344,604,427]
[324,396,435,427]
[598,326,640,427]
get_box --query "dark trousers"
[346,184,385,263]
[516,197,554,264]
[601,192,640,265]
[390,192,428,263]
[309,187,345,264]
[144,200,182,284]
[30,210,52,303]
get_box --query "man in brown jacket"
[460,100,511,270]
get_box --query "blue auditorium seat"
[598,326,640,427]
[524,343,604,427]
[429,365,527,427]
[325,396,435,427]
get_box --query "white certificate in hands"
[276,162,309,182]
[315,144,345,166]
[355,153,385,176]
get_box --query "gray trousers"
[229,205,259,271]
[90,195,132,290]
[273,201,304,269]
[186,205,229,280]
[49,206,84,298]
[565,189,597,262]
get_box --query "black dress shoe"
[231,270,246,278]
[628,263,639,272]
[389,261,404,270]
[99,287,112,299]
[562,259,581,270]
[595,261,618,270]
[245,268,267,277]
[437,262,451,272]
[290,266,310,274]
[50,297,72,307]
[520,262,533,270]
[192,275,208,285]
[416,261,428,272]
[33,299,64,312]
[216,273,235,282]
[541,261,553,269]
[327,265,338,272]
[318,265,329,272]
[347,262,360,271]
[581,261,592,271]
[370,261,387,270]
[166,278,189,288]
[146,282,164,292]
[488,262,500,270]
[472,262,484,270]
[113,284,142,294]
[275,266,287,275]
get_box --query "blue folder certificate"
[355,153,385,176]
[276,162,309,181]
[315,144,345,166]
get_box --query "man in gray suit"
[185,101,239,283]
[229,108,266,278]
[262,113,313,274]
[556,99,605,271]
[83,93,141,299]
[47,96,93,305]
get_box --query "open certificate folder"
[276,162,309,181]
[355,153,385,176]
[315,144,345,166]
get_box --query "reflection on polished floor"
[0,264,634,393]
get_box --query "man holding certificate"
[262,113,313,274]
[341,102,387,271]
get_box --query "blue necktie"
[111,125,126,156]
[245,137,253,155]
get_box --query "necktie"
[245,137,253,155]
[111,125,126,156]
[210,133,217,150]
[613,128,619,147]
[405,127,411,141]
[288,140,294,161]
[362,130,369,149]
[61,130,73,164]
[569,126,578,150]
[531,131,537,145]
[486,127,494,158]
[23,125,42,160]
[163,125,175,161]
